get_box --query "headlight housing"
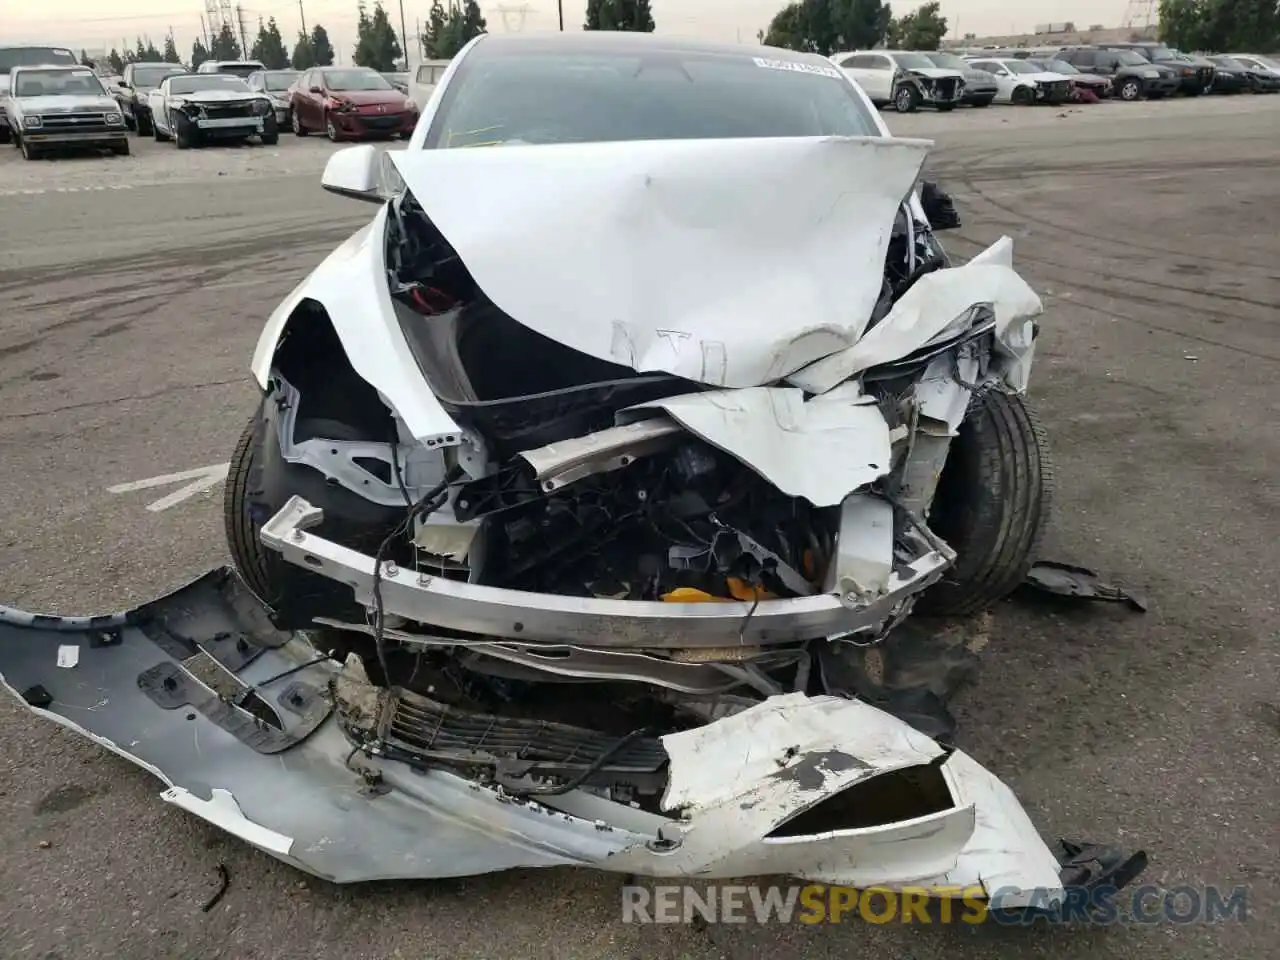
[1142,69,1159,78]
[22,115,42,129]
[254,99,272,116]
[105,112,124,125]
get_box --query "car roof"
[10,63,92,74]
[472,30,836,65]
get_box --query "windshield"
[1210,56,1246,70]
[427,44,879,149]
[169,75,250,95]
[132,64,184,88]
[1040,59,1078,74]
[1115,51,1150,66]
[213,63,264,78]
[322,69,392,91]
[925,52,966,70]
[1144,46,1174,60]
[894,53,937,70]
[14,67,105,98]
[1003,60,1036,75]
[264,70,299,91]
[0,46,78,73]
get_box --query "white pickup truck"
[3,63,128,159]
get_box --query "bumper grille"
[358,113,405,130]
[202,103,255,120]
[930,78,959,99]
[385,690,669,777]
[41,112,108,128]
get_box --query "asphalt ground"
[0,94,1277,959]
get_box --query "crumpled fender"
[249,205,463,447]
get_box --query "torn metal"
[2,45,1148,911]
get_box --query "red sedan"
[290,66,419,142]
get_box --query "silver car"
[4,63,128,159]
[247,68,302,125]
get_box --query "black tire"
[973,97,993,107]
[174,112,198,150]
[224,397,404,630]
[259,114,279,146]
[154,119,170,142]
[916,390,1054,617]
[0,125,11,145]
[1011,85,1035,106]
[325,113,341,141]
[136,112,153,137]
[292,109,308,136]
[894,84,920,113]
[111,139,130,156]
[124,113,136,131]
[1117,78,1142,101]
[20,138,41,161]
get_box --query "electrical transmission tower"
[495,3,533,32]
[1121,0,1157,29]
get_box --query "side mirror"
[119,80,130,89]
[309,84,323,94]
[920,180,961,231]
[321,144,402,204]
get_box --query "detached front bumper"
[259,495,952,649]
[0,566,1085,902]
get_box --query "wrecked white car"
[0,34,1145,913]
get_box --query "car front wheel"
[915,390,1054,617]
[1118,78,1142,100]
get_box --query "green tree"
[211,22,242,60]
[191,38,212,69]
[761,2,811,48]
[1157,0,1280,51]
[134,36,162,62]
[311,24,336,65]
[886,1,948,49]
[758,0,891,55]
[421,0,487,58]
[291,32,314,68]
[252,16,291,68]
[107,49,125,73]
[162,32,182,63]
[584,0,655,31]
[354,1,403,72]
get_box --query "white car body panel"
[388,135,930,390]
[966,58,1072,102]
[148,81,268,135]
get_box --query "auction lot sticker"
[753,57,844,80]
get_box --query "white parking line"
[107,463,230,512]
[0,184,139,197]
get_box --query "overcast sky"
[8,0,1136,60]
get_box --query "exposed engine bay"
[0,134,1146,908]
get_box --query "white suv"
[831,50,965,112]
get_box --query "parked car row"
[832,42,1280,113]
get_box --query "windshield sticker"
[752,57,843,80]
[53,49,72,55]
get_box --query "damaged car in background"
[0,34,1146,915]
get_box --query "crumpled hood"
[16,94,116,113]
[174,89,263,104]
[390,136,932,388]
[906,67,963,81]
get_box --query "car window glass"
[428,48,880,149]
